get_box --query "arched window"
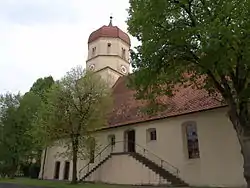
[108,134,116,151]
[183,122,200,159]
[92,47,96,57]
[107,43,111,54]
[121,48,126,59]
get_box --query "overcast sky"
[0,0,138,94]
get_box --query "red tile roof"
[88,25,131,46]
[108,76,225,128]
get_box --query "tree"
[0,93,27,178]
[127,0,250,186]
[35,66,112,184]
[0,76,55,178]
[30,76,55,102]
[17,76,55,178]
[26,76,55,165]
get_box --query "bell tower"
[86,17,131,87]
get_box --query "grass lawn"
[0,178,126,188]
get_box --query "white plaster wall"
[87,38,130,61]
[40,107,246,187]
[86,37,130,75]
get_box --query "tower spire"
[109,15,113,26]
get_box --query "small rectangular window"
[150,130,157,141]
[147,128,157,142]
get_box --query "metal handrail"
[78,142,112,176]
[78,140,180,180]
[128,141,180,174]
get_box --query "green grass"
[0,178,126,188]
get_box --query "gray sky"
[0,0,138,94]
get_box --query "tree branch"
[187,49,226,96]
[200,0,212,17]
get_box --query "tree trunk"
[228,110,250,188]
[41,147,47,180]
[239,137,250,188]
[72,148,78,184]
[71,135,79,184]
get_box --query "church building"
[39,18,246,187]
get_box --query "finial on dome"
[109,15,113,26]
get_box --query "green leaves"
[0,76,55,177]
[127,0,250,116]
[0,93,26,177]
[35,65,112,156]
[33,66,112,183]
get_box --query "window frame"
[107,43,111,53]
[146,128,157,142]
[92,47,96,56]
[121,48,126,59]
[182,121,200,159]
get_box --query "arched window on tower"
[121,48,126,59]
[92,47,96,57]
[107,43,111,54]
[183,121,200,159]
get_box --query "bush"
[29,163,40,179]
[0,162,16,178]
[19,163,30,177]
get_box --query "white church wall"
[91,107,245,187]
[40,106,246,187]
[120,107,245,187]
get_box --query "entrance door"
[54,161,60,179]
[63,161,70,180]
[127,130,135,152]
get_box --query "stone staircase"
[129,152,188,186]
[79,151,188,186]
[80,154,111,181]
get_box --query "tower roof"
[88,17,131,45]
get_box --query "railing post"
[143,148,146,157]
[87,164,89,175]
[159,160,163,184]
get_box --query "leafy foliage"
[34,66,112,183]
[30,76,55,102]
[0,93,25,177]
[0,76,55,178]
[127,0,250,128]
[24,76,55,160]
[127,0,250,185]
